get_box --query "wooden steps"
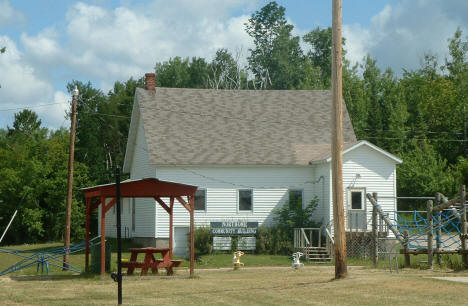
[302,247,332,263]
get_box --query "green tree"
[453,157,468,186]
[444,28,468,159]
[397,141,457,209]
[303,27,332,86]
[105,77,145,171]
[0,111,91,243]
[207,48,248,89]
[8,109,43,137]
[343,63,367,139]
[245,1,305,89]
[155,56,210,88]
[66,81,108,183]
[67,78,143,184]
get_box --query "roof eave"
[123,91,141,173]
[312,140,403,164]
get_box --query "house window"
[289,189,303,206]
[238,189,253,211]
[195,189,206,211]
[350,190,364,210]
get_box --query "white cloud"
[1,0,260,129]
[18,1,256,90]
[0,0,25,26]
[343,0,468,73]
[0,36,68,129]
[38,91,70,130]
[343,23,372,67]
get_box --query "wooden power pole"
[63,86,79,269]
[331,0,347,279]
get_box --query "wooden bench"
[165,260,183,276]
[122,248,183,276]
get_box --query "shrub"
[273,196,320,240]
[256,226,292,255]
[256,197,321,255]
[193,227,212,257]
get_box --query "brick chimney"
[145,73,156,91]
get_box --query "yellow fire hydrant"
[232,251,245,270]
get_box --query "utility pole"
[63,86,79,269]
[116,167,123,305]
[331,0,347,279]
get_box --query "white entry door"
[347,188,367,231]
[173,227,189,258]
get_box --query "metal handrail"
[325,227,334,245]
[300,228,310,246]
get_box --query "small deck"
[294,228,333,263]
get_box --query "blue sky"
[0,0,467,129]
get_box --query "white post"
[0,210,18,244]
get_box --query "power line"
[129,137,324,189]
[4,96,464,140]
[0,102,67,112]
[361,128,464,135]
[82,107,468,142]
[89,109,466,142]
[364,136,466,142]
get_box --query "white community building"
[99,74,402,257]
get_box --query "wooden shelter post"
[169,197,174,258]
[82,178,198,277]
[85,197,91,271]
[189,195,195,277]
[100,196,107,276]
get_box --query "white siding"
[102,116,157,238]
[129,116,156,237]
[154,165,321,238]
[100,198,133,238]
[314,162,331,226]
[340,145,398,233]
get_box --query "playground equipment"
[232,251,244,270]
[0,210,17,244]
[292,252,304,269]
[367,185,468,270]
[0,236,101,276]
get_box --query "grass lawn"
[0,242,292,276]
[2,242,468,305]
[1,265,468,305]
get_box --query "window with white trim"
[349,189,365,210]
[194,189,206,211]
[238,189,253,212]
[289,189,303,206]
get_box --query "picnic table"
[121,247,182,276]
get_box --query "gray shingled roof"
[135,87,356,166]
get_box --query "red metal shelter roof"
[82,178,197,199]
[81,177,197,277]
